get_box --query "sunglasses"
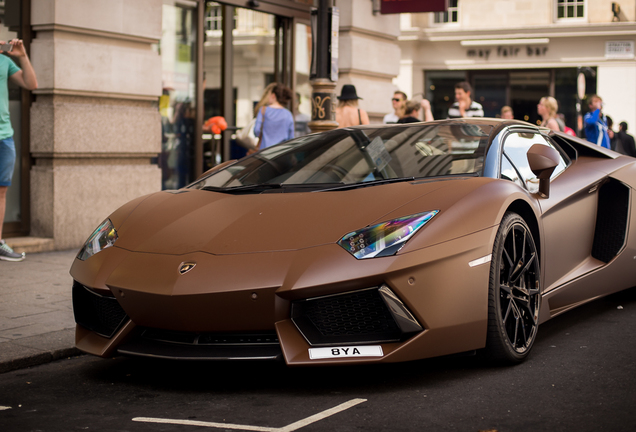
[392,98,403,102]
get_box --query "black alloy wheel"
[486,212,541,363]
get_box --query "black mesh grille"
[291,288,402,346]
[72,281,128,338]
[592,179,629,263]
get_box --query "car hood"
[113,181,461,255]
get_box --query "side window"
[502,132,567,194]
[500,155,524,189]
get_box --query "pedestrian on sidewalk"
[583,94,610,149]
[537,96,561,132]
[383,90,407,124]
[617,121,636,157]
[606,116,619,151]
[0,39,38,262]
[398,99,434,123]
[447,81,483,119]
[336,84,369,128]
[254,83,295,150]
[500,106,514,119]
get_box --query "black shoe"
[0,240,26,262]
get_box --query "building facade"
[2,0,400,251]
[5,0,632,252]
[396,0,636,132]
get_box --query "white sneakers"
[0,239,25,262]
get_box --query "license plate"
[308,345,384,359]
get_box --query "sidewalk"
[0,249,82,374]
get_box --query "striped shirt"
[448,101,484,119]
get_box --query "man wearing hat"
[336,84,369,128]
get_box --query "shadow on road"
[77,286,636,396]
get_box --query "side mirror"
[196,159,238,181]
[527,144,560,198]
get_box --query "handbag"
[247,107,266,155]
[235,117,258,150]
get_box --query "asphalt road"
[1,287,635,432]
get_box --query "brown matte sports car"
[71,119,636,365]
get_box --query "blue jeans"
[0,136,16,187]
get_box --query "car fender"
[396,177,541,255]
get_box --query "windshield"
[190,123,492,192]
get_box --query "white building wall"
[398,0,636,132]
[598,64,636,129]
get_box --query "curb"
[0,347,84,375]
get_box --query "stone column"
[29,0,163,250]
[337,0,401,124]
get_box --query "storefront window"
[232,7,276,132]
[426,69,587,132]
[509,71,550,126]
[159,0,198,190]
[473,73,507,118]
[555,68,579,132]
[203,4,277,161]
[425,70,466,120]
[294,22,312,137]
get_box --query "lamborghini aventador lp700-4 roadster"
[71,119,636,365]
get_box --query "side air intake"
[592,179,630,263]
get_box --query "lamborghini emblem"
[179,262,196,275]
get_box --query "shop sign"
[605,41,634,59]
[467,46,548,61]
[381,0,446,14]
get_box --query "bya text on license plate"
[309,345,383,359]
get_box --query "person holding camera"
[583,94,610,149]
[0,39,38,262]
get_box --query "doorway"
[425,68,591,133]
[202,2,305,164]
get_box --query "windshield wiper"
[228,183,283,191]
[320,177,416,192]
[202,182,346,194]
[200,183,283,194]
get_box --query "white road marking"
[132,418,277,431]
[0,406,12,411]
[133,398,367,431]
[279,398,367,432]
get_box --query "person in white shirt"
[447,81,484,118]
[383,91,407,124]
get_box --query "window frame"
[430,0,459,27]
[554,0,587,24]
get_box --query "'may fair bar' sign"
[381,0,446,14]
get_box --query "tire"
[485,212,541,363]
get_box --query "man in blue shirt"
[0,39,38,262]
[583,94,610,149]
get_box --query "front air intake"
[72,281,128,338]
[291,286,422,346]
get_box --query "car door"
[501,130,605,294]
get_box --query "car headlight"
[338,210,439,259]
[77,218,118,261]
